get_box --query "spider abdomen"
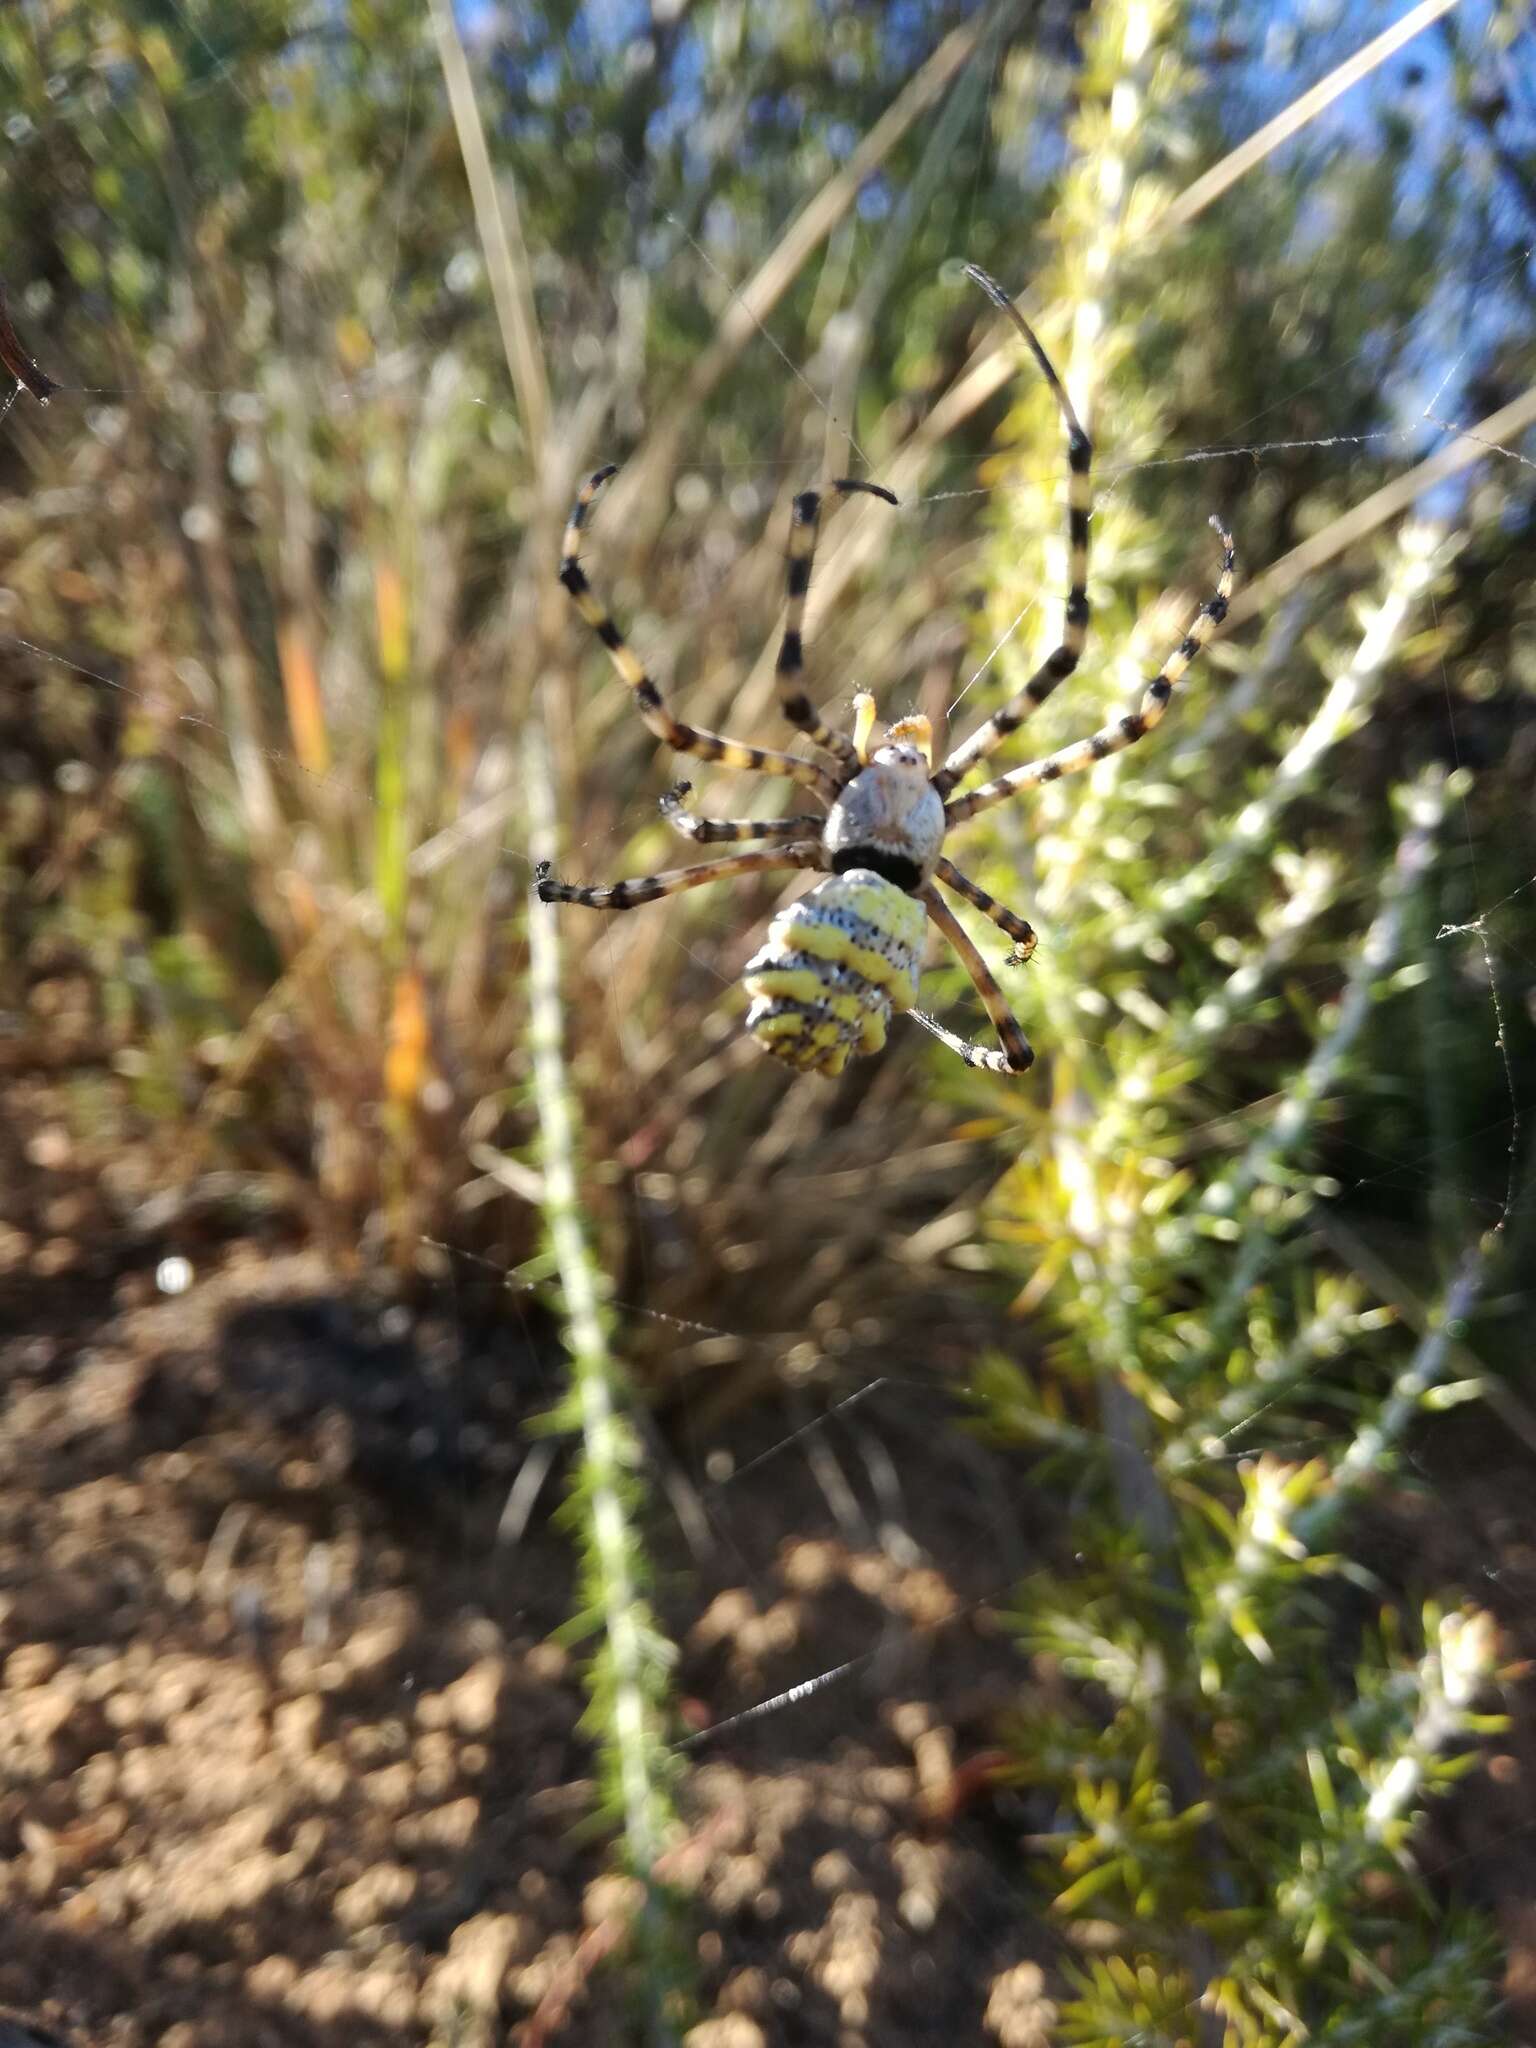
[743,869,927,1078]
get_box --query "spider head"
[825,713,944,892]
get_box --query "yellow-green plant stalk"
[960,0,1199,1077]
[957,11,1506,2024]
[1133,521,1452,951]
[524,711,684,2041]
[1189,770,1451,1333]
[372,555,413,962]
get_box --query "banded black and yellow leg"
[945,518,1236,828]
[935,857,1038,965]
[534,843,825,913]
[934,266,1093,798]
[561,466,838,803]
[912,885,1035,1075]
[777,478,898,769]
[660,781,825,846]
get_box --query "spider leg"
[934,267,1092,797]
[660,781,825,846]
[560,467,838,802]
[534,843,824,913]
[777,478,898,771]
[912,884,1035,1074]
[944,519,1236,827]
[934,856,1038,964]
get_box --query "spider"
[536,265,1235,1078]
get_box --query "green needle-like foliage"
[950,5,1524,2039]
[2,0,1533,2031]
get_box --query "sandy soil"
[1,1104,1532,2045]
[0,1221,1078,2047]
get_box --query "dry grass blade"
[1227,383,1536,627]
[702,13,988,353]
[1164,0,1464,231]
[835,0,1468,514]
[609,5,999,528]
[432,0,552,469]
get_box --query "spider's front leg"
[944,519,1236,828]
[912,884,1035,1074]
[775,477,898,768]
[934,266,1094,798]
[559,465,838,802]
[659,781,825,847]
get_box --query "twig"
[0,277,60,401]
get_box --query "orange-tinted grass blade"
[374,561,408,681]
[276,620,330,779]
[384,966,430,1110]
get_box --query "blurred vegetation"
[3,0,1536,2038]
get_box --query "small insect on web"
[536,264,1237,1078]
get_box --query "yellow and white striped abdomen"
[743,869,926,1078]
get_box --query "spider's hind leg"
[776,477,897,770]
[934,266,1093,797]
[915,884,1035,1074]
[559,466,838,801]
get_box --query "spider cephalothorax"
[536,265,1235,1078]
[823,714,945,889]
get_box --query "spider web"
[5,0,1531,1638]
[2,3,1535,2041]
[3,19,1531,1552]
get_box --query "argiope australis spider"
[536,265,1235,1078]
